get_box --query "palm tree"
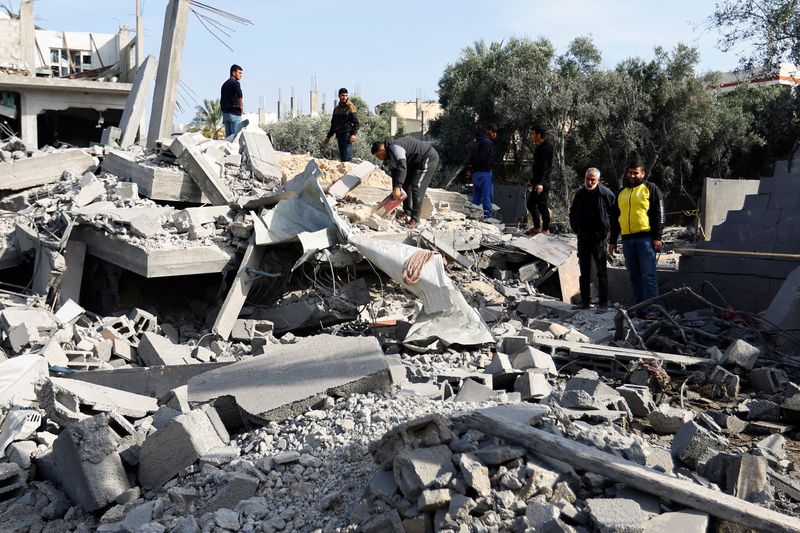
[188,99,223,139]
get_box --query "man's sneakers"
[395,211,411,223]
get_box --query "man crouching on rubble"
[569,167,615,309]
[371,137,440,229]
[609,159,665,312]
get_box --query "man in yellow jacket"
[609,159,665,306]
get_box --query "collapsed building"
[1,2,800,533]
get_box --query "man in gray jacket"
[371,137,439,228]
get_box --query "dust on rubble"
[277,154,391,189]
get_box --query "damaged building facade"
[0,1,140,148]
[0,1,799,532]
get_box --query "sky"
[22,0,742,122]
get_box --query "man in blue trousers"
[466,124,497,219]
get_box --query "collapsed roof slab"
[101,150,208,203]
[187,334,390,424]
[118,55,157,149]
[70,226,233,278]
[0,150,95,191]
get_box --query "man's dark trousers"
[577,233,608,306]
[336,135,353,162]
[402,151,439,221]
[527,186,550,230]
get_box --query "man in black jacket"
[527,125,553,234]
[220,64,243,137]
[371,137,439,228]
[466,124,497,218]
[323,88,360,162]
[569,168,616,308]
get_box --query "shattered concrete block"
[643,510,709,533]
[486,352,514,375]
[565,369,620,401]
[54,299,84,325]
[0,462,26,501]
[519,263,540,283]
[586,498,649,533]
[453,379,495,403]
[114,182,139,201]
[230,319,273,341]
[368,413,453,469]
[138,409,226,489]
[724,339,760,370]
[671,421,720,469]
[514,370,552,401]
[744,398,781,421]
[7,321,39,352]
[648,405,694,434]
[497,336,527,355]
[52,414,130,511]
[511,346,557,375]
[128,308,158,335]
[726,454,768,501]
[474,444,526,465]
[418,488,452,511]
[525,501,560,530]
[203,473,259,513]
[708,365,740,398]
[7,440,37,469]
[749,367,789,394]
[100,126,120,146]
[138,332,193,366]
[456,453,491,497]
[757,434,787,460]
[393,444,455,499]
[616,384,656,417]
[128,212,164,238]
[72,174,107,207]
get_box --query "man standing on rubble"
[323,88,360,162]
[466,124,497,219]
[371,137,439,229]
[570,168,615,309]
[609,159,665,309]
[527,125,553,234]
[220,64,244,138]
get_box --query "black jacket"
[327,99,360,139]
[469,134,494,173]
[383,137,438,188]
[569,184,616,236]
[220,78,242,115]
[531,139,554,186]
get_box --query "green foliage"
[187,99,223,139]
[709,0,800,69]
[265,96,397,163]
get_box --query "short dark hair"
[370,141,384,154]
[531,125,545,137]
[486,123,498,133]
[230,64,242,75]
[627,158,645,170]
[338,87,349,95]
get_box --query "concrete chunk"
[724,339,760,370]
[393,444,455,498]
[52,414,130,511]
[648,405,694,434]
[0,150,95,191]
[514,370,552,401]
[138,409,226,488]
[0,462,26,501]
[708,365,741,398]
[204,473,259,513]
[643,510,709,533]
[188,335,389,423]
[138,332,193,366]
[0,354,49,409]
[511,346,557,375]
[617,384,656,417]
[671,421,720,469]
[457,453,491,497]
[586,498,649,533]
[327,161,375,198]
[453,378,495,403]
[726,454,768,501]
[173,136,233,205]
[239,131,283,183]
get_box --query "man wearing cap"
[466,124,497,219]
[323,88,360,162]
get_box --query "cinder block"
[52,414,130,511]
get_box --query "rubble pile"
[0,120,799,533]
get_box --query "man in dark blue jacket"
[466,124,497,218]
[371,137,439,228]
[569,167,615,308]
[323,88,360,162]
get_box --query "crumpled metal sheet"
[350,235,494,347]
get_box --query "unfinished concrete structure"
[0,2,140,148]
[679,151,800,311]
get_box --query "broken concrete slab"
[239,130,284,183]
[763,264,800,331]
[188,335,390,424]
[101,150,208,203]
[453,379,495,403]
[138,409,226,489]
[671,420,720,469]
[726,454,768,501]
[643,510,709,533]
[0,150,95,191]
[511,346,556,375]
[514,370,552,401]
[0,354,48,409]
[586,498,650,533]
[393,444,455,499]
[52,413,130,511]
[327,160,376,199]
[648,405,694,434]
[138,332,194,366]
[173,135,233,205]
[617,384,656,417]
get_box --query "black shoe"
[577,302,591,309]
[597,301,608,309]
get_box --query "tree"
[709,0,800,69]
[187,99,223,139]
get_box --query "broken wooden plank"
[463,409,800,533]
[535,337,712,372]
[212,238,265,340]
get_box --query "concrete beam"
[212,238,265,340]
[59,241,86,306]
[173,140,234,205]
[70,226,233,278]
[119,55,157,148]
[0,150,95,191]
[147,0,190,147]
[239,131,283,183]
[187,335,390,424]
[101,150,207,203]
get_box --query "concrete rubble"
[0,70,800,533]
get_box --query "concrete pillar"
[147,0,190,148]
[276,100,282,121]
[19,1,35,72]
[117,26,130,82]
[258,107,267,127]
[135,1,144,67]
[290,96,295,119]
[19,94,37,148]
[309,91,319,117]
[415,97,421,121]
[390,116,398,137]
[119,55,157,148]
